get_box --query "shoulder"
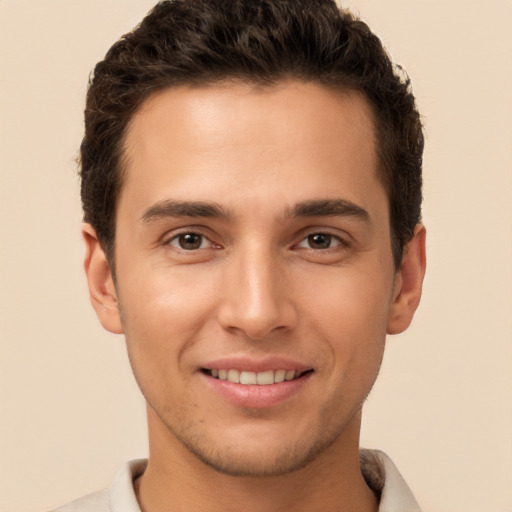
[48,488,110,512]
[360,449,422,512]
[47,459,147,512]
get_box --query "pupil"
[179,233,202,249]
[309,233,331,249]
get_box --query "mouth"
[201,368,313,385]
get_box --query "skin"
[84,81,426,512]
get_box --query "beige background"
[1,1,511,511]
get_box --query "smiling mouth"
[202,368,313,385]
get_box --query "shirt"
[50,449,421,512]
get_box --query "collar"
[109,449,421,512]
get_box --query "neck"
[136,407,378,512]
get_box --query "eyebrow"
[140,198,369,223]
[284,199,370,222]
[140,200,232,223]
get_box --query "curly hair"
[80,0,423,268]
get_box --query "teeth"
[239,371,257,384]
[285,370,296,381]
[227,369,240,383]
[209,368,305,385]
[274,369,286,383]
[256,370,274,385]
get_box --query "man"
[55,0,426,510]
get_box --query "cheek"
[302,266,392,331]
[118,268,222,411]
[117,265,222,361]
[299,266,391,373]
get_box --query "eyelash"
[165,230,349,252]
[166,231,218,251]
[295,232,348,251]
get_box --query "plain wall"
[1,1,511,511]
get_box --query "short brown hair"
[80,0,423,268]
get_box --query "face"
[85,81,424,476]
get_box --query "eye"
[297,233,344,250]
[168,232,211,250]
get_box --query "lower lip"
[202,372,312,409]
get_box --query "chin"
[183,441,323,477]
[169,419,345,478]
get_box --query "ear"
[82,223,124,334]
[387,224,426,335]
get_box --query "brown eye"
[307,233,333,249]
[296,232,345,251]
[169,233,207,250]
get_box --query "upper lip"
[201,356,312,373]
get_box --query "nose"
[217,245,298,340]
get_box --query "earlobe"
[387,224,427,335]
[82,224,124,334]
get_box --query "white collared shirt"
[51,450,421,512]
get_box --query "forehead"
[119,81,382,217]
[125,81,377,157]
